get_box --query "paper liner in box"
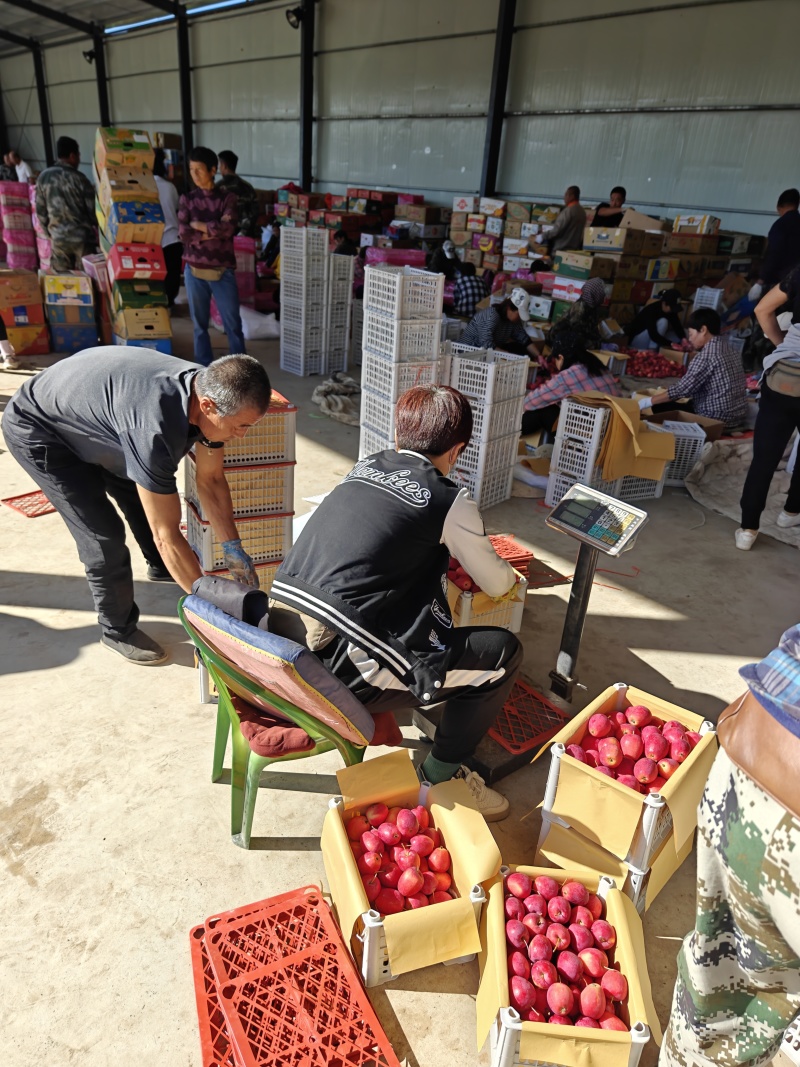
[543,683,718,862]
[477,867,661,1059]
[324,749,499,977]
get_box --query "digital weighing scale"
[546,484,648,701]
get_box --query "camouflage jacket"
[217,174,259,239]
[35,163,95,243]
[0,164,18,182]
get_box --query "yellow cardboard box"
[113,306,172,340]
[94,127,154,171]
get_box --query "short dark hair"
[778,188,800,209]
[566,185,580,200]
[611,186,626,199]
[218,150,238,172]
[459,261,476,276]
[333,229,347,241]
[57,136,79,159]
[152,148,167,179]
[687,308,721,336]
[189,146,218,172]
[395,386,473,455]
[194,355,271,417]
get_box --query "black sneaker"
[100,629,169,665]
[146,564,175,582]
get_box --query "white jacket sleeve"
[442,489,516,597]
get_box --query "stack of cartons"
[358,264,445,457]
[40,271,98,355]
[94,127,170,353]
[0,268,49,355]
[0,181,37,270]
[549,249,615,322]
[449,197,558,280]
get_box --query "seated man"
[452,261,489,318]
[428,239,460,280]
[641,308,747,429]
[268,385,523,820]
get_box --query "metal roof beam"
[135,0,181,14]
[0,26,35,48]
[0,0,97,36]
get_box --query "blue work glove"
[221,538,259,588]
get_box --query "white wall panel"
[1,52,45,169]
[317,0,495,50]
[193,120,299,186]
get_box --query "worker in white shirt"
[9,151,32,183]
[153,149,183,307]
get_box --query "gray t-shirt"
[6,346,201,494]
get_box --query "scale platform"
[545,483,648,556]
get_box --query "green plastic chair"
[179,594,373,848]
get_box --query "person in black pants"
[153,149,183,307]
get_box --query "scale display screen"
[546,484,648,556]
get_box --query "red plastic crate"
[488,678,570,755]
[1,490,56,517]
[488,534,534,578]
[202,887,401,1067]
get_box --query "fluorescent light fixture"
[105,14,174,34]
[187,0,251,14]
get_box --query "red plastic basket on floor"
[199,886,400,1067]
[190,926,238,1067]
[488,534,534,578]
[488,678,571,755]
[1,490,56,517]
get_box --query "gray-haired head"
[194,355,271,417]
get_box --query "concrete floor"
[1,304,797,1067]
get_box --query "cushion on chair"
[231,695,316,758]
[182,596,375,746]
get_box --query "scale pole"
[549,542,600,701]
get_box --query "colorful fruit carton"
[540,683,717,872]
[477,866,661,1067]
[321,749,501,986]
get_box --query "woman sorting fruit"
[521,278,621,435]
[268,385,522,821]
[627,288,686,350]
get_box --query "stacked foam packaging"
[94,127,170,354]
[0,268,49,356]
[0,181,37,271]
[184,390,297,588]
[279,226,353,376]
[30,185,50,269]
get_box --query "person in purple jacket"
[178,146,246,367]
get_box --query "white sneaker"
[2,354,19,370]
[735,528,758,550]
[454,766,510,822]
[776,510,800,529]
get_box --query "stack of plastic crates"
[326,253,354,373]
[545,398,619,507]
[189,885,400,1067]
[359,264,445,458]
[350,298,364,366]
[279,227,329,376]
[185,390,296,580]
[660,419,707,486]
[445,342,529,509]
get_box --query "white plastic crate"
[545,469,621,507]
[280,339,326,377]
[351,299,364,365]
[363,309,442,362]
[358,422,393,459]
[661,420,707,486]
[327,323,349,354]
[186,502,293,571]
[281,319,326,352]
[280,250,328,280]
[441,316,466,342]
[281,274,328,306]
[453,464,515,510]
[219,392,297,467]
[556,397,611,452]
[323,345,348,375]
[360,349,441,400]
[451,572,527,632]
[185,453,295,519]
[363,264,444,320]
[361,387,396,441]
[782,1017,800,1066]
[470,394,526,442]
[328,253,354,289]
[327,301,351,331]
[444,343,529,404]
[280,298,326,331]
[280,225,329,257]
[454,430,522,483]
[692,286,725,312]
[617,473,665,501]
[550,435,603,482]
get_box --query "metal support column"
[94,31,110,127]
[299,0,315,189]
[176,11,194,157]
[480,0,516,198]
[32,44,54,166]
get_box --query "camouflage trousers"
[660,748,800,1067]
[49,238,96,274]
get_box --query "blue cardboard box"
[45,304,96,325]
[112,332,172,354]
[104,200,165,245]
[50,324,99,354]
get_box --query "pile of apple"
[505,872,629,1029]
[624,350,686,379]
[565,705,701,793]
[345,802,454,916]
[447,557,481,594]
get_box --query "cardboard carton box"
[112,333,172,354]
[717,271,750,307]
[639,231,666,257]
[274,203,290,218]
[45,303,96,325]
[111,279,168,314]
[328,194,348,212]
[103,200,165,245]
[666,232,720,255]
[449,229,472,247]
[485,216,504,237]
[474,233,500,254]
[502,237,529,256]
[467,214,486,233]
[452,195,478,213]
[297,193,325,211]
[348,198,367,214]
[584,227,644,254]
[0,301,45,328]
[397,193,424,205]
[630,280,655,304]
[107,244,167,284]
[7,324,49,355]
[619,208,670,232]
[552,275,600,303]
[614,255,648,281]
[672,213,720,235]
[552,250,593,279]
[609,302,636,326]
[479,197,505,218]
[465,248,483,267]
[404,204,440,224]
[287,193,299,208]
[717,232,751,256]
[528,295,553,321]
[645,257,685,282]
[502,255,523,272]
[321,750,500,981]
[0,268,42,309]
[482,253,501,271]
[647,408,724,442]
[504,219,522,239]
[410,223,446,239]
[50,323,98,354]
[94,127,154,171]
[506,201,531,222]
[96,166,159,216]
[520,222,540,239]
[41,272,94,306]
[450,211,468,230]
[114,306,172,340]
[153,131,182,150]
